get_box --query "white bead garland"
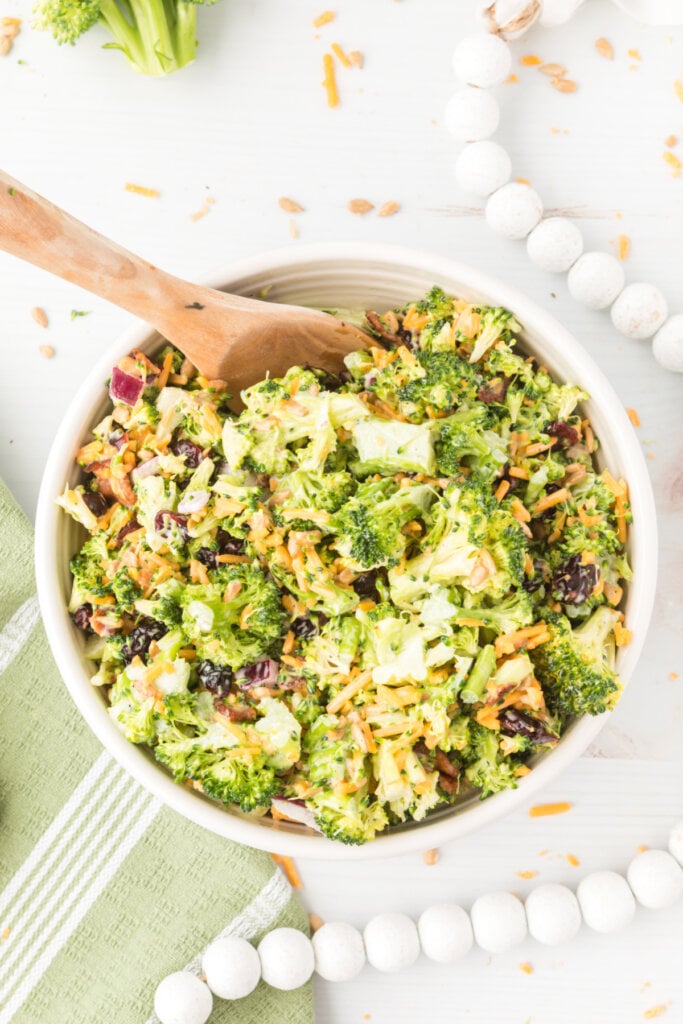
[470,891,527,953]
[611,283,669,340]
[312,922,366,982]
[444,87,500,141]
[452,32,512,88]
[576,870,636,934]
[567,252,625,310]
[154,972,213,1024]
[257,928,315,991]
[455,141,512,197]
[669,820,683,863]
[485,182,543,239]
[525,883,582,946]
[452,7,681,371]
[417,904,474,963]
[201,936,261,1000]
[526,217,584,274]
[364,913,421,973]
[627,850,683,909]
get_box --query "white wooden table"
[1,1,681,1020]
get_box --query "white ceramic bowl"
[35,243,657,861]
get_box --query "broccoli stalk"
[33,0,220,77]
[460,644,496,704]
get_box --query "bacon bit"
[124,183,159,198]
[322,52,339,108]
[378,200,400,217]
[348,197,374,215]
[309,913,324,933]
[617,234,631,261]
[516,870,539,879]
[665,134,678,148]
[423,848,439,866]
[521,54,543,66]
[626,406,640,427]
[519,962,534,975]
[662,151,682,177]
[313,10,335,27]
[595,37,614,59]
[540,62,566,77]
[566,853,580,867]
[331,41,351,68]
[614,621,632,647]
[39,344,55,359]
[348,49,364,68]
[533,488,570,515]
[552,77,577,93]
[494,479,510,503]
[504,73,519,84]
[271,853,303,889]
[644,1006,669,1019]
[529,801,572,818]
[31,306,48,328]
[278,196,304,213]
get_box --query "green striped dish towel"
[0,479,313,1024]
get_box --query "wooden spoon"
[0,170,373,405]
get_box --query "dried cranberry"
[197,659,234,695]
[121,619,167,663]
[352,570,381,602]
[154,510,190,543]
[522,558,549,594]
[171,437,202,469]
[195,547,218,569]
[216,530,244,555]
[116,518,141,544]
[291,616,318,639]
[546,420,579,449]
[477,377,510,405]
[500,708,557,745]
[551,554,599,605]
[72,604,93,631]
[82,491,109,518]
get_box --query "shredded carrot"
[331,42,351,67]
[529,801,572,818]
[124,182,159,198]
[282,630,295,656]
[322,52,339,108]
[494,479,510,503]
[156,351,174,390]
[402,307,429,333]
[533,488,570,515]
[508,466,529,480]
[313,9,335,27]
[626,406,641,427]
[189,559,210,586]
[271,853,303,889]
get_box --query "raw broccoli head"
[530,606,622,716]
[331,478,434,570]
[33,0,222,77]
[463,722,519,797]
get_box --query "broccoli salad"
[58,287,633,845]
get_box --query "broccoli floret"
[372,739,441,822]
[308,790,389,845]
[331,478,434,570]
[464,723,519,797]
[469,307,522,364]
[271,468,355,530]
[448,592,535,637]
[33,0,222,77]
[434,406,508,483]
[68,532,111,609]
[110,568,140,611]
[379,351,483,420]
[530,607,622,716]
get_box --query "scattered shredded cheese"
[31,306,48,328]
[529,801,572,818]
[626,407,640,427]
[566,853,580,867]
[521,54,543,66]
[124,183,159,198]
[662,151,682,177]
[313,10,335,27]
[309,913,324,933]
[39,344,55,359]
[519,962,534,975]
[331,42,351,68]
[644,1006,669,1020]
[322,52,339,108]
[348,198,374,215]
[378,200,400,217]
[516,870,539,879]
[617,234,630,261]
[271,853,303,889]
[595,37,614,60]
[278,196,304,213]
[675,80,683,104]
[423,848,439,866]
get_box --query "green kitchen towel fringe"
[0,479,313,1024]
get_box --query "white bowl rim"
[35,241,658,861]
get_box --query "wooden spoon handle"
[0,169,190,324]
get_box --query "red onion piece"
[131,455,161,481]
[236,658,280,688]
[110,367,144,407]
[270,798,322,833]
[177,489,210,514]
